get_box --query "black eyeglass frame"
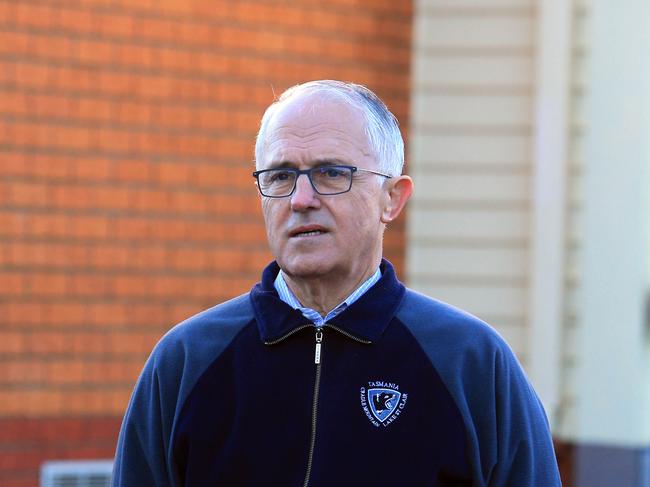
[252,165,392,198]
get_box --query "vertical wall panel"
[556,0,590,440]
[408,0,535,364]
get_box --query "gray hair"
[254,80,405,176]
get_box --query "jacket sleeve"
[397,291,562,486]
[485,343,562,486]
[111,295,253,487]
[112,347,178,487]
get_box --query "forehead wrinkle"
[269,122,360,140]
[266,138,371,159]
[268,132,361,147]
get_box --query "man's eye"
[320,167,345,178]
[270,170,292,182]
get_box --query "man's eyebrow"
[312,158,351,166]
[266,160,296,169]
[267,158,352,169]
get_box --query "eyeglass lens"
[258,167,353,196]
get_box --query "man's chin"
[278,257,335,281]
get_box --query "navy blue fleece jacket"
[113,260,561,486]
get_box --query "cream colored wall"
[410,0,650,445]
[566,0,650,444]
[408,0,536,364]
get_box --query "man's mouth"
[289,226,328,238]
[295,230,324,237]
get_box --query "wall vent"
[40,460,113,487]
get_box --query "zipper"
[265,323,371,486]
[263,324,313,345]
[324,324,372,345]
[303,328,323,487]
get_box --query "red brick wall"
[0,0,412,484]
[0,417,121,487]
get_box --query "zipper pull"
[314,329,323,364]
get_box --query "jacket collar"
[250,259,406,344]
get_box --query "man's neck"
[281,266,379,317]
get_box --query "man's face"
[258,93,389,284]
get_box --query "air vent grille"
[40,460,113,487]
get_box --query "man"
[113,80,561,486]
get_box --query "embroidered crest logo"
[359,381,408,428]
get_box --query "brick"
[113,274,148,297]
[14,241,58,267]
[73,158,113,181]
[131,188,170,213]
[6,301,86,329]
[30,153,73,179]
[169,189,207,214]
[97,11,133,37]
[91,185,133,211]
[77,38,114,65]
[1,120,14,146]
[154,161,190,186]
[72,96,113,121]
[0,1,16,24]
[8,153,47,179]
[0,332,25,354]
[10,181,50,207]
[67,274,112,297]
[86,302,127,326]
[131,244,168,268]
[114,159,151,182]
[25,332,67,354]
[194,162,224,187]
[223,165,256,190]
[0,362,42,383]
[23,213,71,238]
[0,89,26,115]
[123,302,168,328]
[108,333,156,356]
[0,242,7,267]
[57,7,95,34]
[72,215,110,239]
[0,59,15,84]
[34,95,70,119]
[1,390,65,415]
[0,31,29,56]
[27,272,68,296]
[170,246,205,271]
[87,244,128,269]
[33,34,73,61]
[50,184,86,210]
[96,126,133,152]
[1,303,39,327]
[0,180,8,206]
[113,217,151,240]
[65,243,90,267]
[0,477,37,487]
[14,2,54,29]
[115,100,151,125]
[98,71,133,96]
[0,272,25,296]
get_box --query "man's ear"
[381,175,413,223]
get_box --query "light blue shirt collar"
[274,268,382,327]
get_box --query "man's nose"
[290,173,320,211]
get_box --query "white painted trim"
[528,0,573,426]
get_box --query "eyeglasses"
[252,165,392,198]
